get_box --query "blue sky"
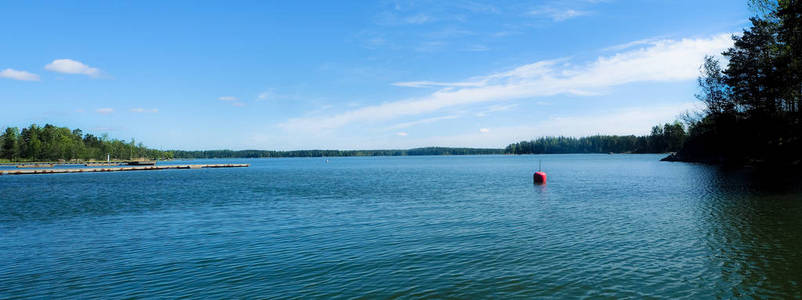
[1,0,750,150]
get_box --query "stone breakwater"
[0,164,249,175]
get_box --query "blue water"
[1,155,801,298]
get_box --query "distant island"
[170,148,505,158]
[505,122,686,154]
[2,122,688,163]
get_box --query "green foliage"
[697,56,734,115]
[171,147,504,158]
[1,127,19,160]
[677,0,801,166]
[0,124,172,162]
[504,122,686,154]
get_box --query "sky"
[0,0,751,150]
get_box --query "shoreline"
[0,164,249,176]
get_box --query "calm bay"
[1,154,801,298]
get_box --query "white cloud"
[479,128,490,133]
[257,90,294,101]
[257,91,272,100]
[475,104,518,117]
[396,132,408,136]
[281,34,733,132]
[0,68,40,81]
[528,8,591,21]
[374,12,434,26]
[414,41,447,53]
[96,108,114,114]
[45,59,100,76]
[218,96,237,101]
[231,102,245,107]
[465,45,490,52]
[130,108,158,113]
[603,37,666,52]
[493,31,518,37]
[392,80,485,88]
[404,14,431,24]
[387,115,459,130]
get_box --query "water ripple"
[1,155,801,298]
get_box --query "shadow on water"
[694,167,802,298]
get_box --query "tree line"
[668,0,801,167]
[170,147,505,158]
[2,121,690,162]
[504,122,686,154]
[0,124,173,162]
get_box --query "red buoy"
[533,171,547,184]
[533,160,546,184]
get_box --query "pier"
[0,164,249,176]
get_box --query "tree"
[776,0,802,114]
[724,18,783,115]
[1,124,171,161]
[1,127,19,160]
[663,122,686,152]
[20,125,42,160]
[697,56,735,116]
[672,0,802,166]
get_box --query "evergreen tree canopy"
[673,0,801,166]
[0,124,172,162]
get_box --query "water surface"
[1,155,801,298]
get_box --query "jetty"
[0,164,249,176]
[84,163,121,166]
[16,164,55,168]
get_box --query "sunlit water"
[1,155,801,298]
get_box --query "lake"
[1,154,801,298]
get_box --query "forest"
[0,124,172,162]
[666,0,801,167]
[170,147,504,158]
[504,122,686,154]
[0,122,687,161]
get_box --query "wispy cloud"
[392,80,484,88]
[387,115,459,130]
[0,68,40,81]
[475,104,518,117]
[282,34,733,132]
[603,37,668,52]
[479,128,490,133]
[528,7,591,21]
[257,91,272,100]
[464,44,490,52]
[423,27,474,39]
[95,108,114,114]
[130,108,159,113]
[218,96,238,101]
[394,103,700,148]
[396,132,408,136]
[256,89,296,102]
[492,31,519,38]
[414,41,448,52]
[374,12,434,26]
[404,14,431,24]
[45,59,100,76]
